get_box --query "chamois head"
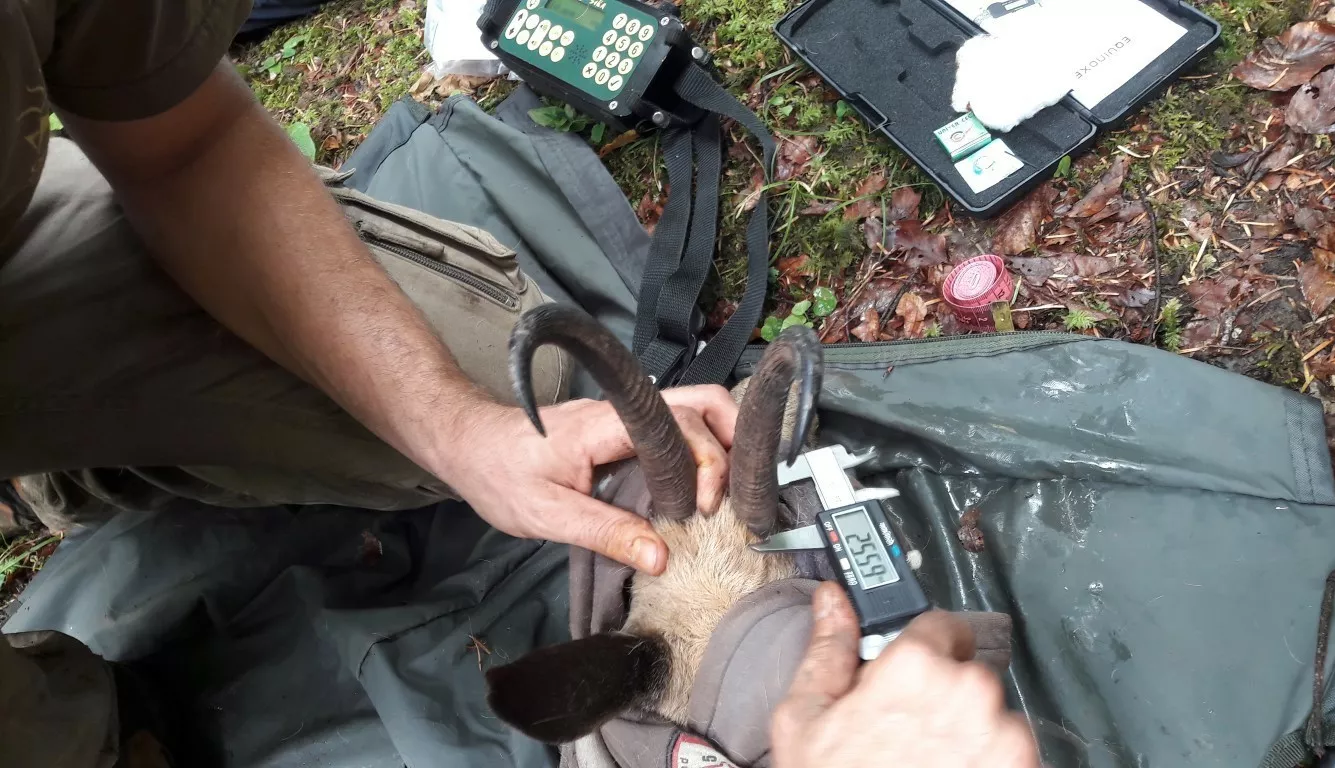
[486,304,822,744]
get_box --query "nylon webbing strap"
[630,62,776,387]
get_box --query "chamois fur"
[489,307,821,743]
[621,379,808,722]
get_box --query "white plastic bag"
[424,0,507,77]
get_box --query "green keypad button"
[500,0,656,101]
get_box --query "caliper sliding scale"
[754,445,931,660]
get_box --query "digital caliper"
[755,446,931,660]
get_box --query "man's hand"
[772,584,1041,768]
[440,385,738,575]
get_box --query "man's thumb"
[542,488,668,574]
[778,583,861,725]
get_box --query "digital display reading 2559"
[832,508,899,589]
[545,0,606,29]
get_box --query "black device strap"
[630,63,775,387]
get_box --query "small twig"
[1305,570,1335,756]
[1136,187,1163,346]
[466,635,492,672]
[1302,338,1334,363]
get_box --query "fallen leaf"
[1186,275,1243,320]
[895,220,948,269]
[598,129,640,158]
[1299,260,1335,316]
[849,278,908,320]
[851,308,882,342]
[889,187,922,222]
[1121,286,1157,308]
[1288,68,1335,134]
[896,291,929,337]
[1071,255,1115,277]
[776,136,818,181]
[1068,156,1129,218]
[1244,131,1302,180]
[1186,212,1214,244]
[1212,149,1256,170]
[843,172,888,221]
[799,200,839,216]
[777,254,815,281]
[1233,21,1335,91]
[1294,208,1335,250]
[864,217,888,253]
[1009,256,1057,286]
[637,190,666,234]
[1182,318,1222,348]
[992,186,1052,255]
[957,508,985,553]
[1316,248,1335,269]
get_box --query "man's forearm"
[64,64,491,478]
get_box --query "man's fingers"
[662,385,738,449]
[776,583,862,731]
[896,610,977,661]
[531,488,668,574]
[668,405,729,514]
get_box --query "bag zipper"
[357,228,520,310]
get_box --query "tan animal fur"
[622,380,810,722]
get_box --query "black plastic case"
[775,0,1221,217]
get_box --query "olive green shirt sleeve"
[45,0,254,121]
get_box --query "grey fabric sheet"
[7,88,1335,768]
[341,91,647,400]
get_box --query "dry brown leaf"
[957,509,985,553]
[896,291,929,337]
[1299,260,1335,316]
[1288,68,1335,134]
[1010,256,1057,286]
[1186,276,1243,320]
[598,130,640,158]
[851,308,882,343]
[889,187,922,222]
[1068,156,1130,218]
[799,200,839,216]
[843,172,889,221]
[1294,208,1335,250]
[1233,21,1335,91]
[1186,212,1214,244]
[776,254,815,282]
[637,190,665,234]
[1316,248,1335,269]
[992,186,1052,255]
[1245,131,1303,180]
[1072,255,1115,277]
[864,217,889,253]
[1182,318,1222,348]
[776,136,818,181]
[895,220,949,269]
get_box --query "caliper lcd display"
[832,508,899,589]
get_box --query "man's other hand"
[772,584,1041,768]
[441,385,738,575]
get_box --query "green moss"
[234,0,428,164]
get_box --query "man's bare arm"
[60,61,738,572]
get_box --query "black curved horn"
[509,304,696,522]
[729,325,822,536]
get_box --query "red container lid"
[943,255,1014,331]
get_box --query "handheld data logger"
[479,0,708,131]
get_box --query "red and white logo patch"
[670,734,738,768]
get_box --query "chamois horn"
[509,304,697,522]
[729,325,822,536]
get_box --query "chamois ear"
[485,633,669,744]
